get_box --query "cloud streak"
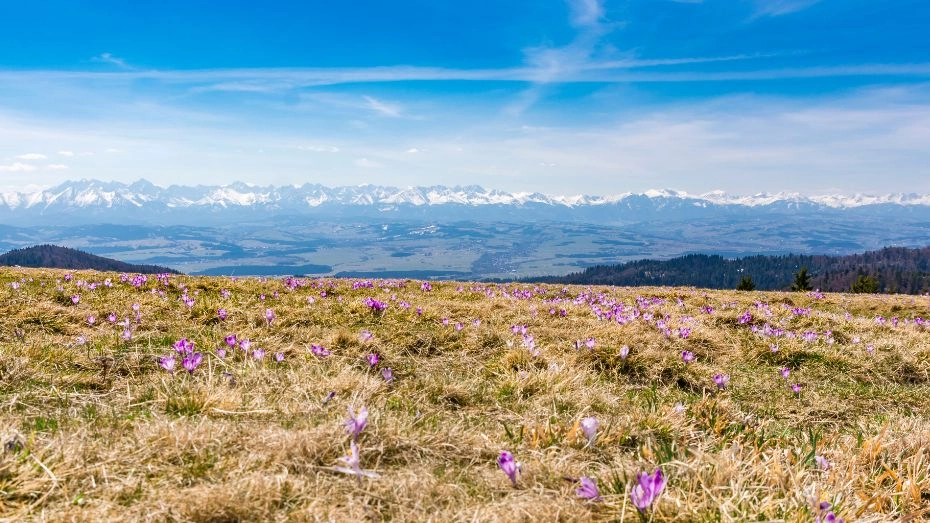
[753,0,822,17]
[2,61,928,90]
[91,52,129,68]
[0,162,38,172]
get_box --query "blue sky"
[1,0,929,195]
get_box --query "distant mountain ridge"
[536,246,930,294]
[0,245,180,274]
[3,179,930,211]
[3,179,930,228]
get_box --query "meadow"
[0,268,928,522]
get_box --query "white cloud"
[16,153,46,160]
[568,0,605,28]
[46,164,69,170]
[105,148,123,153]
[406,148,420,154]
[298,145,339,153]
[91,52,128,68]
[363,96,402,117]
[0,162,37,172]
[355,158,383,168]
[58,150,74,157]
[753,0,822,17]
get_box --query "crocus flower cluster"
[160,337,203,374]
[363,297,387,312]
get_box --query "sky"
[1,0,929,195]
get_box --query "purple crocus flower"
[580,416,599,445]
[87,315,96,325]
[71,295,80,305]
[346,406,368,440]
[681,351,695,363]
[311,344,331,357]
[576,476,602,502]
[264,308,275,325]
[322,391,336,405]
[367,353,380,367]
[381,367,394,384]
[780,367,791,380]
[619,345,630,360]
[225,334,237,348]
[335,440,379,483]
[217,308,228,321]
[359,329,373,342]
[814,502,844,523]
[182,352,202,373]
[791,383,802,394]
[364,297,387,312]
[630,468,666,512]
[497,451,520,487]
[713,373,730,390]
[252,348,266,360]
[159,356,176,373]
[173,338,195,354]
[815,455,830,470]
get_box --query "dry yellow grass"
[0,268,928,522]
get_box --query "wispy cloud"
[91,52,129,68]
[355,158,383,168]
[568,0,605,28]
[7,56,924,91]
[297,145,339,153]
[753,0,822,18]
[57,150,74,157]
[47,164,69,170]
[0,162,37,172]
[16,153,47,160]
[363,96,402,117]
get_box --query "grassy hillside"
[0,268,928,521]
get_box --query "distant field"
[3,214,930,279]
[0,269,928,521]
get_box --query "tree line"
[0,244,179,274]
[535,247,930,294]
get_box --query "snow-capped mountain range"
[3,179,930,215]
[2,179,929,278]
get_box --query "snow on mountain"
[1,179,929,212]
